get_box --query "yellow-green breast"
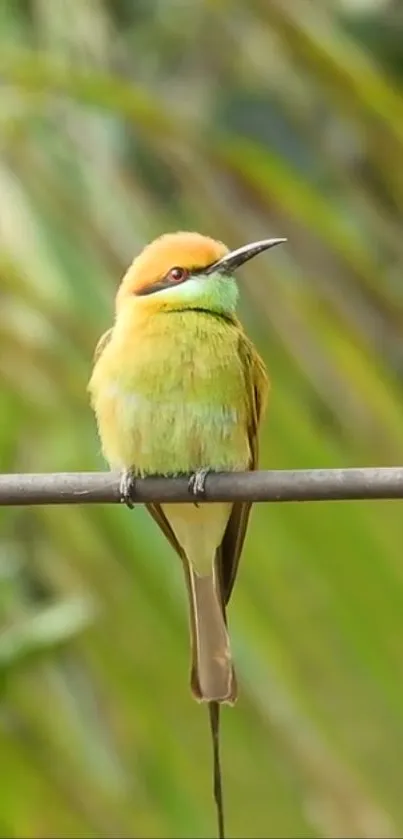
[89,309,251,476]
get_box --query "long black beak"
[204,237,286,275]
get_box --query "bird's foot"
[188,468,210,504]
[120,469,136,509]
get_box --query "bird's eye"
[167,266,188,283]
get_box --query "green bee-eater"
[89,231,285,836]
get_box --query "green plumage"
[89,257,269,709]
[98,310,251,477]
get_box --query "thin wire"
[209,701,225,839]
[1,466,403,506]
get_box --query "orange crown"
[116,231,228,304]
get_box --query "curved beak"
[204,237,286,275]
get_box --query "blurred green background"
[1,0,403,837]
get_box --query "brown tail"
[184,561,237,704]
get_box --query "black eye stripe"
[135,263,209,296]
[135,278,174,296]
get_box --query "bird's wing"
[147,503,194,605]
[93,328,113,363]
[218,331,269,605]
[147,503,184,558]
[147,502,201,686]
[92,327,190,584]
[147,331,269,608]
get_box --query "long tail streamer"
[208,701,225,839]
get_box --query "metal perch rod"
[0,467,402,506]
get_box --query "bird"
[88,230,285,837]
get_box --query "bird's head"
[115,231,285,319]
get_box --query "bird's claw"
[120,470,136,509]
[188,468,210,502]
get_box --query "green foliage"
[0,1,403,836]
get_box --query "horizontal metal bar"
[0,467,402,506]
